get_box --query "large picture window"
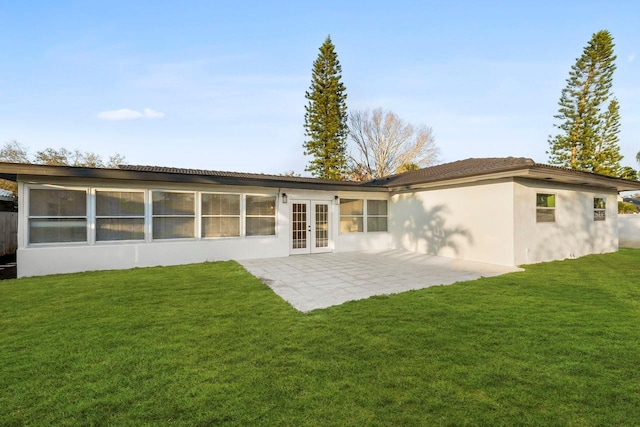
[245,195,276,236]
[29,189,87,243]
[96,191,145,241]
[367,200,388,232]
[152,191,195,239]
[536,193,555,223]
[202,193,241,238]
[340,199,364,233]
[594,197,606,221]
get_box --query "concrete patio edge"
[239,250,523,312]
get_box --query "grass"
[1,250,640,426]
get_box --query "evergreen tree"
[303,36,348,180]
[592,99,622,176]
[548,30,622,176]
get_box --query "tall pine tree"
[303,36,348,180]
[592,98,622,175]
[548,30,623,177]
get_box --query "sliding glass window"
[29,189,87,243]
[202,193,241,237]
[246,195,276,236]
[152,191,195,239]
[96,191,145,241]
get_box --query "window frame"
[151,190,196,240]
[94,189,146,243]
[594,197,606,221]
[27,186,89,245]
[244,194,277,237]
[201,192,242,239]
[340,198,364,233]
[366,199,388,233]
[536,193,556,223]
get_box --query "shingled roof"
[117,164,363,186]
[370,157,536,187]
[1,156,639,192]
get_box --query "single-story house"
[2,157,639,278]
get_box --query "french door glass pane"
[292,203,307,249]
[315,204,328,248]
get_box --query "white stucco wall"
[16,178,391,277]
[390,180,516,266]
[334,190,393,252]
[618,214,640,248]
[513,179,618,265]
[17,179,292,277]
[18,236,288,277]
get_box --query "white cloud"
[97,108,143,120]
[97,108,165,120]
[142,108,165,119]
[629,53,636,63]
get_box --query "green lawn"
[1,250,640,426]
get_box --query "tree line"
[303,36,439,181]
[305,32,638,181]
[0,141,125,194]
[2,33,638,188]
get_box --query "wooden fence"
[0,212,18,256]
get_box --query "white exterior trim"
[17,180,391,277]
[15,172,622,277]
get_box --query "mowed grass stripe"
[1,250,639,426]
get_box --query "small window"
[367,200,388,232]
[340,199,363,233]
[594,197,606,221]
[152,191,195,239]
[96,191,145,241]
[202,193,241,238]
[245,195,276,236]
[29,189,87,243]
[536,193,555,223]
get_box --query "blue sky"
[0,1,638,174]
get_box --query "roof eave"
[1,162,387,192]
[387,168,533,191]
[527,166,640,192]
[387,165,640,193]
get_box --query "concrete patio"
[239,250,522,312]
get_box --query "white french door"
[290,200,331,254]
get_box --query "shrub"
[618,201,639,214]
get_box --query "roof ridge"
[117,164,363,185]
[369,156,536,186]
